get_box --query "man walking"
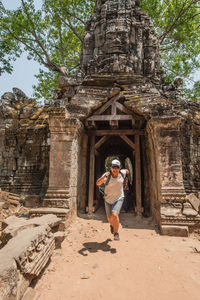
[96,159,129,240]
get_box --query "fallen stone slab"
[0,225,55,300]
[186,193,200,212]
[161,225,189,237]
[1,214,62,246]
[182,203,198,217]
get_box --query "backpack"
[99,171,125,197]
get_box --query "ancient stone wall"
[180,122,200,195]
[0,89,50,201]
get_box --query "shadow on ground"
[78,238,117,256]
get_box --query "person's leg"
[104,201,114,233]
[112,197,124,234]
[111,212,119,233]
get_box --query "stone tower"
[81,0,161,83]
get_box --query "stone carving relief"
[81,0,161,82]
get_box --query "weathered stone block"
[186,193,200,212]
[29,207,70,220]
[182,203,198,217]
[161,225,189,237]
[1,214,62,245]
[54,231,65,248]
[25,195,41,208]
[160,203,182,217]
[0,225,54,299]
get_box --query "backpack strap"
[119,170,125,179]
[105,172,111,186]
[106,171,125,186]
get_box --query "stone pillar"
[43,109,83,209]
[146,117,198,235]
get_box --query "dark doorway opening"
[84,94,146,216]
[94,136,136,212]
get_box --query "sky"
[0,0,200,100]
[0,0,42,99]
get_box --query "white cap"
[111,159,120,167]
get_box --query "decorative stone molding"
[0,225,55,300]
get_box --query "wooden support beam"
[89,129,144,136]
[119,135,135,150]
[93,93,122,115]
[109,120,118,128]
[135,135,143,215]
[87,115,133,121]
[88,135,95,214]
[115,102,144,120]
[111,102,117,115]
[95,136,109,149]
[95,149,103,157]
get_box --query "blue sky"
[0,0,199,100]
[0,0,42,99]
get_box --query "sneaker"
[110,225,114,234]
[114,233,120,240]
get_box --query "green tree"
[140,0,200,99]
[0,0,200,100]
[0,0,94,98]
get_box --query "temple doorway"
[84,94,147,216]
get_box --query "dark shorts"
[104,197,124,217]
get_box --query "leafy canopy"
[140,0,200,99]
[0,0,200,100]
[0,0,94,99]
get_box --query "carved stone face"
[81,0,161,79]
[104,19,130,54]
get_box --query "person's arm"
[124,169,129,175]
[96,172,110,186]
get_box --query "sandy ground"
[35,208,200,300]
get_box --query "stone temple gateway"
[0,0,200,236]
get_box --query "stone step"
[44,194,70,200]
[29,207,71,220]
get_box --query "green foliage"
[105,156,120,171]
[0,0,94,99]
[32,69,59,100]
[0,0,200,100]
[141,0,200,99]
[185,81,200,101]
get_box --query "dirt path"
[35,209,200,300]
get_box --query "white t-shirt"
[103,169,126,204]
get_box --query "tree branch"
[21,0,58,69]
[65,10,86,25]
[159,0,200,44]
[59,16,84,43]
